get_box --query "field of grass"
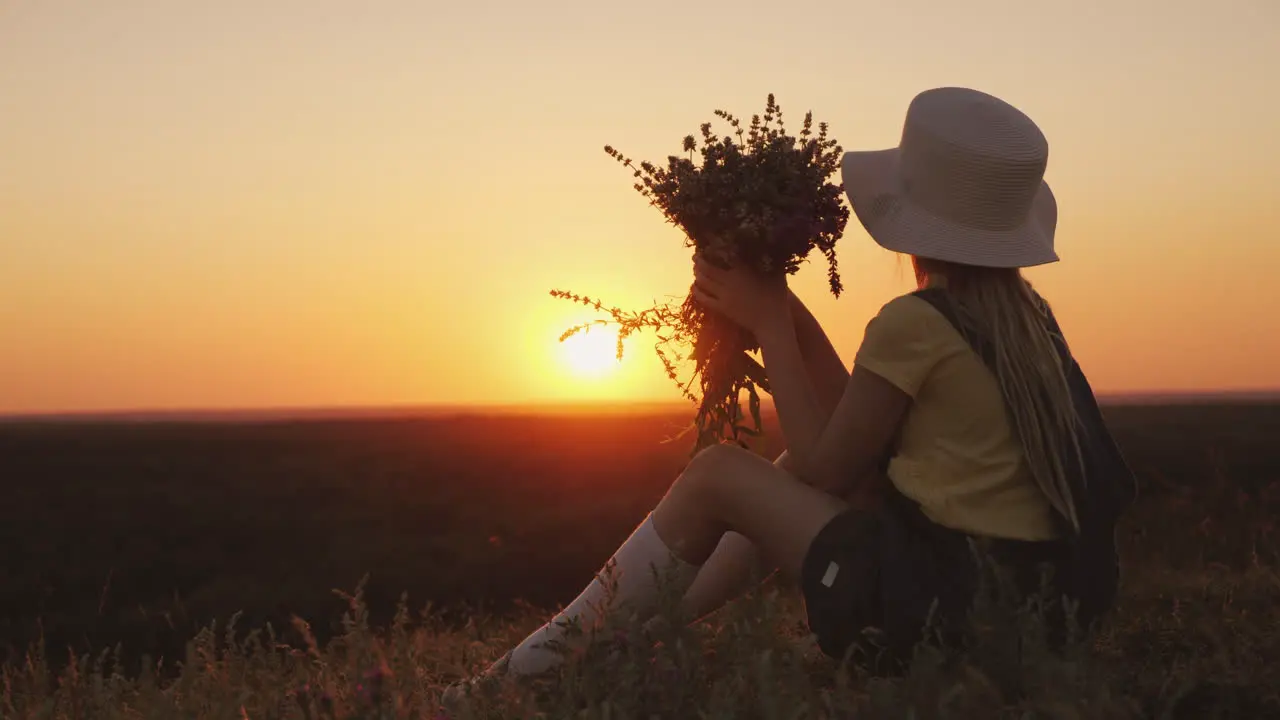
[1,401,1278,717]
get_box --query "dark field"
[1,401,1279,716]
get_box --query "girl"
[444,86,1132,704]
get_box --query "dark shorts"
[799,491,1071,674]
[798,508,892,669]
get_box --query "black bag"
[909,287,1138,632]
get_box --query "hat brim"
[841,149,1059,268]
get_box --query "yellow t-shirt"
[853,293,1062,542]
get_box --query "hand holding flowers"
[690,253,790,338]
[552,95,849,452]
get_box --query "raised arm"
[753,305,909,494]
[787,290,850,417]
[692,257,912,495]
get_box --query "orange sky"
[1,0,1278,415]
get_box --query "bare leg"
[443,444,848,706]
[676,531,765,622]
[652,444,848,579]
[675,451,800,622]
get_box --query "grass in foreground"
[4,478,1280,719]
[3,561,1278,719]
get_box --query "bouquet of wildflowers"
[553,95,849,452]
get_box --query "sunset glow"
[559,328,621,379]
[0,1,1277,415]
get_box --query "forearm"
[788,292,849,413]
[755,311,833,477]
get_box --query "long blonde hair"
[913,256,1083,532]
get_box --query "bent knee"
[681,444,774,499]
[686,443,758,476]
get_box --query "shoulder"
[854,292,958,397]
[876,292,939,320]
[863,292,955,342]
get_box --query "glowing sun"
[560,328,621,377]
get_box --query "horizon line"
[3,388,1280,424]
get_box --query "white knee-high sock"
[501,514,700,676]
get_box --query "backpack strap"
[912,287,1074,378]
[909,287,1137,627]
[908,287,1136,513]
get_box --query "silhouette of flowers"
[553,95,849,451]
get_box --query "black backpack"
[909,288,1138,631]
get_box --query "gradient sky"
[2,0,1277,414]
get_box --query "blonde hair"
[913,256,1083,532]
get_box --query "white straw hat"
[842,87,1059,268]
